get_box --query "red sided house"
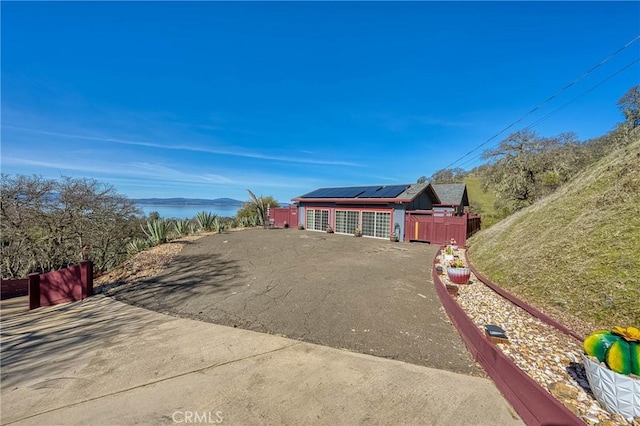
[270,183,481,245]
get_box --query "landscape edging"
[463,251,583,342]
[432,253,583,426]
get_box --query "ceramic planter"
[447,267,471,285]
[445,284,459,297]
[582,354,640,421]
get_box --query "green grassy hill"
[463,174,501,227]
[467,136,640,332]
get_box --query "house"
[268,182,480,245]
[291,183,440,241]
[431,183,470,216]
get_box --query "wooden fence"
[1,261,93,309]
[268,206,299,228]
[405,211,481,246]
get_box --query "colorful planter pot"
[447,267,471,285]
[582,353,640,421]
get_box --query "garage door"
[335,210,360,234]
[361,211,391,239]
[306,209,329,231]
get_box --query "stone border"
[432,253,583,426]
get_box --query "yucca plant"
[128,238,150,254]
[248,215,259,227]
[195,211,217,231]
[212,217,227,233]
[142,218,170,245]
[174,219,191,236]
[247,189,267,227]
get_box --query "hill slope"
[468,136,640,331]
[463,174,501,227]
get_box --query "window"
[335,210,346,233]
[362,211,375,237]
[346,211,359,234]
[375,212,391,238]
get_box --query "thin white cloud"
[2,124,361,167]
[1,156,310,189]
[352,112,472,132]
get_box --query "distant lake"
[136,204,241,219]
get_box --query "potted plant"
[442,245,455,263]
[447,258,471,285]
[582,326,640,420]
[354,227,362,237]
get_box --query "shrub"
[142,218,170,245]
[195,211,217,231]
[0,174,141,277]
[212,217,227,233]
[128,238,150,255]
[174,219,191,236]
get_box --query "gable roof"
[431,183,469,206]
[293,183,440,204]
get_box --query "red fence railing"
[1,278,29,300]
[2,261,93,309]
[405,211,481,245]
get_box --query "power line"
[441,33,640,170]
[522,57,640,132]
[445,56,640,172]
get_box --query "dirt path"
[109,228,480,375]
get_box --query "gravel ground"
[101,228,481,376]
[438,248,639,426]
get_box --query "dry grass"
[468,136,640,332]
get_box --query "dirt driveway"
[109,228,479,375]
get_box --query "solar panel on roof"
[356,185,409,198]
[300,184,411,199]
[302,187,340,198]
[357,186,383,198]
[377,184,410,198]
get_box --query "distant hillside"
[134,197,243,206]
[468,135,640,332]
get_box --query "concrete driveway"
[1,296,521,425]
[108,228,478,375]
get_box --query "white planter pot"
[582,353,640,421]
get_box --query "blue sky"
[2,2,639,203]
